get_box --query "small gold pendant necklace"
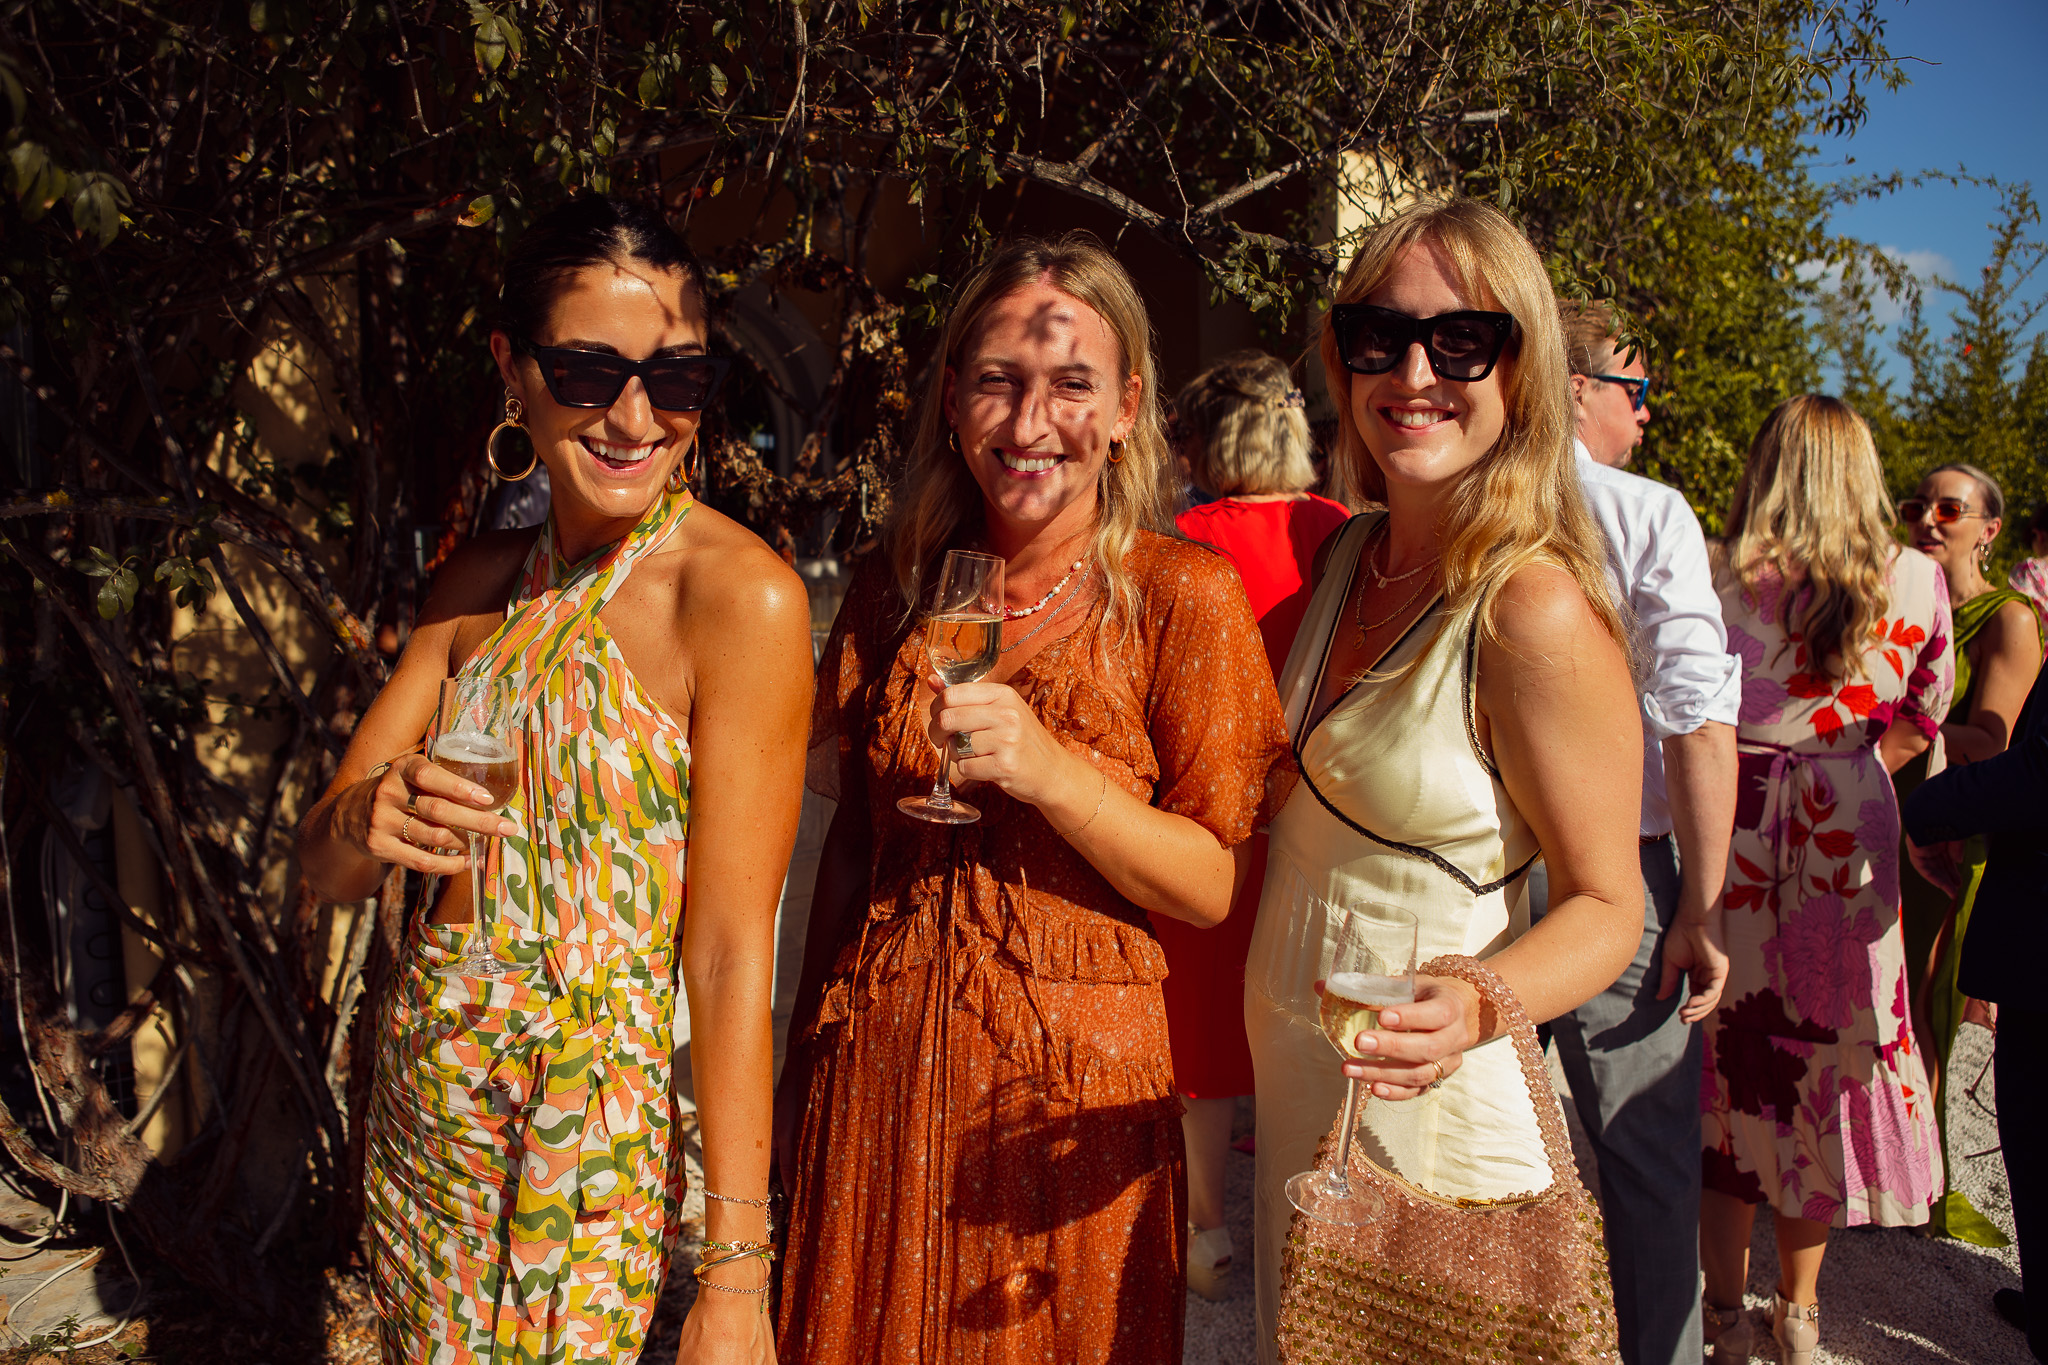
[1355,521,1439,645]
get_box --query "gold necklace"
[1355,571,1436,645]
[1353,519,1439,645]
[1366,517,1439,588]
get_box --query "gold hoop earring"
[948,427,963,456]
[1106,438,1125,465]
[484,392,537,482]
[668,437,699,494]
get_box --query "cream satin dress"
[1245,513,1559,1360]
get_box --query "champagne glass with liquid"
[1285,903,1420,1225]
[434,676,521,928]
[898,549,1005,824]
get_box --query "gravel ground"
[1180,1022,2029,1364]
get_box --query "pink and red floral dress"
[1704,545,1953,1228]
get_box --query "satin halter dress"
[1244,513,1557,1362]
[365,490,694,1365]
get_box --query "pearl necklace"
[1004,558,1086,619]
[1002,566,1089,654]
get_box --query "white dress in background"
[1244,512,1561,1361]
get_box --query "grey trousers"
[1529,838,1703,1365]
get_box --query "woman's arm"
[1345,565,1644,1100]
[672,544,810,1360]
[931,688,1247,925]
[297,538,526,901]
[1941,599,2043,764]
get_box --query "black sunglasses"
[1330,304,1517,382]
[1898,496,1985,526]
[516,340,732,412]
[1589,373,1651,411]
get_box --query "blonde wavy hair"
[1721,395,1894,678]
[1174,350,1316,496]
[885,232,1179,636]
[1319,197,1627,656]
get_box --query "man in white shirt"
[1534,303,1740,1365]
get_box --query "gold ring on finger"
[400,815,426,850]
[406,790,420,815]
[956,732,975,758]
[1427,1059,1447,1091]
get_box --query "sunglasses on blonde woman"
[1330,304,1516,382]
[1898,497,1985,526]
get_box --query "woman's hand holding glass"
[924,679,1096,814]
[1333,973,1481,1101]
[346,750,519,878]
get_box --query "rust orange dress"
[779,532,1294,1363]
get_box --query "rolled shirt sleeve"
[1577,446,1739,834]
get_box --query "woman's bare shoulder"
[670,502,808,625]
[1492,561,1611,650]
[1987,594,2045,654]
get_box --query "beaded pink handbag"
[1276,954,1619,1364]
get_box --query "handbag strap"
[1421,953,1581,1200]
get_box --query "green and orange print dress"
[366,489,695,1365]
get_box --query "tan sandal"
[1771,1292,1820,1365]
[1186,1222,1232,1302]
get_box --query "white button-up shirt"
[1576,441,1742,837]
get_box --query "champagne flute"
[433,676,521,929]
[1285,902,1419,1225]
[898,549,1005,824]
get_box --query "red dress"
[780,533,1294,1362]
[1161,494,1351,1096]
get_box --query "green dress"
[1894,585,2035,1245]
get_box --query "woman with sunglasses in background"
[1698,399,1951,1364]
[1243,197,1644,1359]
[300,195,808,1365]
[1893,464,2040,1244]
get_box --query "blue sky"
[1809,0,2048,342]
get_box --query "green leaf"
[70,175,132,249]
[638,66,664,106]
[458,194,496,227]
[470,5,519,74]
[707,64,728,98]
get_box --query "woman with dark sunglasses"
[1894,463,2041,1244]
[299,194,806,1365]
[1244,197,1643,1359]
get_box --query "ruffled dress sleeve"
[1133,538,1297,846]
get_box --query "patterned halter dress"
[366,489,694,1365]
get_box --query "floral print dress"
[1703,545,1952,1228]
[365,489,695,1364]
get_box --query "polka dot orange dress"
[780,533,1294,1363]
